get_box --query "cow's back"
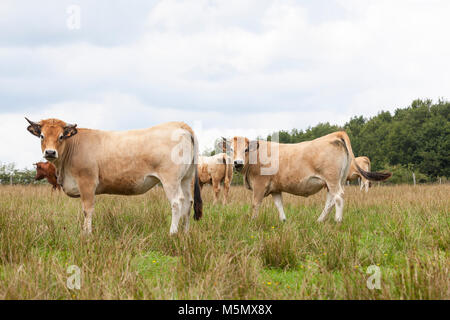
[62,122,195,196]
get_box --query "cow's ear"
[217,137,231,153]
[25,117,41,137]
[221,137,227,152]
[221,137,232,153]
[248,140,259,152]
[63,123,78,139]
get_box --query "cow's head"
[222,136,259,171]
[34,162,50,180]
[26,118,78,161]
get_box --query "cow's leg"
[251,187,265,219]
[180,176,193,233]
[359,179,364,191]
[272,192,286,222]
[212,179,220,205]
[364,179,369,193]
[317,191,335,222]
[222,180,230,205]
[79,182,96,234]
[162,181,185,235]
[334,190,345,223]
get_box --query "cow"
[198,153,233,205]
[34,161,61,190]
[347,156,372,192]
[222,132,391,223]
[25,118,202,235]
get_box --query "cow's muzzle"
[44,149,58,160]
[234,160,244,171]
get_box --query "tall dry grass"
[0,184,448,299]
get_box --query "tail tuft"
[193,166,203,220]
[356,163,392,181]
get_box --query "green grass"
[0,184,448,299]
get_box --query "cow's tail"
[193,165,203,220]
[338,132,392,182]
[364,156,371,172]
[190,133,203,221]
[335,132,353,186]
[365,157,372,188]
[355,162,392,181]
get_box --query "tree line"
[0,163,44,185]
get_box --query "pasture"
[0,184,448,299]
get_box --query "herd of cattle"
[25,118,392,235]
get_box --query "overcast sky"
[1,0,449,168]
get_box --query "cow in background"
[347,156,372,192]
[223,132,391,223]
[198,153,233,205]
[34,161,61,190]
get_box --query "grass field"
[0,184,448,299]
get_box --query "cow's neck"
[54,137,78,186]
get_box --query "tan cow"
[347,156,371,192]
[223,132,391,223]
[198,153,233,205]
[25,118,202,235]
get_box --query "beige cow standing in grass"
[347,156,372,192]
[25,118,203,235]
[198,153,233,205]
[223,132,391,223]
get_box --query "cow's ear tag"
[63,124,78,139]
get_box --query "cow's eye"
[245,147,249,153]
[58,135,64,141]
[40,134,44,140]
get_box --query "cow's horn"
[25,117,39,126]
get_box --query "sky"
[1,0,449,168]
